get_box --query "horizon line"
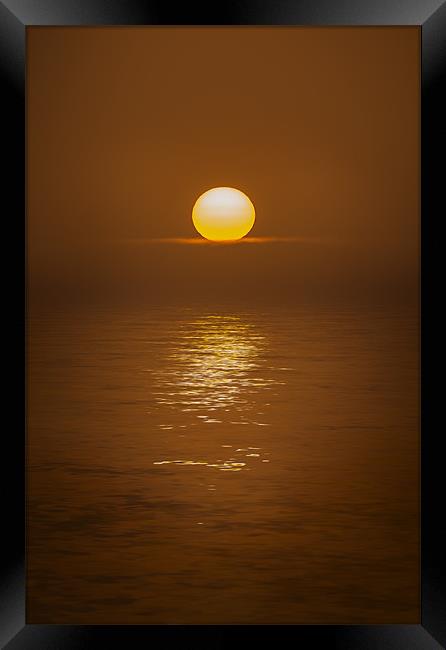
[120,236,326,246]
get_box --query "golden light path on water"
[147,314,285,472]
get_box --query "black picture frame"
[2,1,445,648]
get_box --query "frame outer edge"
[0,0,25,646]
[421,2,446,647]
[1,0,445,647]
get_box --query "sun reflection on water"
[153,315,276,415]
[149,314,281,473]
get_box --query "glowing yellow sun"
[192,187,255,241]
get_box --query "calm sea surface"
[27,303,419,623]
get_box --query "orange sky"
[27,27,419,306]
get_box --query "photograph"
[26,26,420,625]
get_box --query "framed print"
[1,1,445,648]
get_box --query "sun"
[192,187,255,242]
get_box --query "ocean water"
[27,302,419,624]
